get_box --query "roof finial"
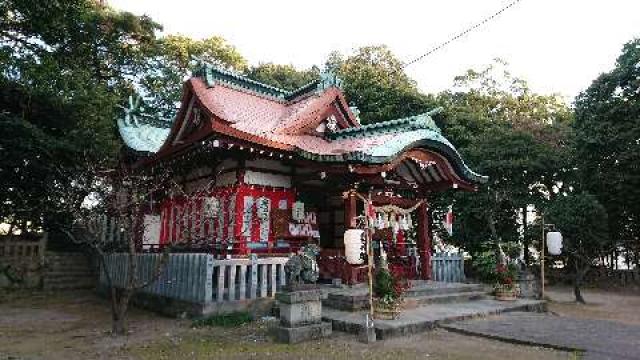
[317,70,343,91]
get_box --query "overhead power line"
[403,0,524,68]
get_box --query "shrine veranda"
[114,65,487,300]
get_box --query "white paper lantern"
[344,229,365,265]
[546,231,563,255]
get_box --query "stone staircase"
[321,281,545,339]
[43,252,97,291]
[323,281,489,311]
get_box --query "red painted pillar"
[417,201,432,280]
[344,192,357,229]
[234,184,249,256]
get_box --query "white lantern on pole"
[546,231,563,255]
[344,229,365,265]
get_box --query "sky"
[109,0,640,101]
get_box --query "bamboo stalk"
[366,191,374,318]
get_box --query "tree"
[62,159,226,335]
[573,38,640,269]
[434,60,573,263]
[63,167,170,335]
[140,34,247,121]
[0,1,248,239]
[246,63,318,91]
[546,193,609,303]
[326,46,436,124]
[0,0,159,236]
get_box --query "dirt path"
[0,290,570,360]
[0,291,187,360]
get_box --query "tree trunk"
[110,287,132,335]
[522,208,531,265]
[573,259,586,304]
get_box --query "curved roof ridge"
[193,64,291,99]
[328,108,443,140]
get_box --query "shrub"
[471,251,499,283]
[373,267,409,305]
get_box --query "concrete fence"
[0,235,47,261]
[99,253,288,315]
[0,234,47,288]
[431,252,465,283]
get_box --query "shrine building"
[118,65,487,285]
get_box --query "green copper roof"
[327,108,443,140]
[298,107,487,184]
[193,64,342,101]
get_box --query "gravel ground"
[0,290,571,360]
[546,286,640,326]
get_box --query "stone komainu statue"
[284,244,320,285]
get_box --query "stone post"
[274,287,332,343]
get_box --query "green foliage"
[246,63,318,91]
[192,312,253,328]
[573,38,640,258]
[373,267,407,305]
[470,251,499,283]
[0,1,248,235]
[327,46,437,124]
[0,0,153,233]
[373,268,395,300]
[431,60,573,260]
[140,34,247,120]
[546,192,609,302]
[546,192,609,264]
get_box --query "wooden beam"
[417,201,432,280]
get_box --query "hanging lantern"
[546,231,563,255]
[344,229,365,265]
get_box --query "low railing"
[431,252,465,283]
[100,253,288,305]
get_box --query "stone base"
[516,271,540,299]
[275,322,332,344]
[358,325,377,343]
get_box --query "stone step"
[404,282,486,297]
[43,276,97,286]
[45,267,93,274]
[323,299,546,340]
[44,272,96,280]
[43,282,96,291]
[411,291,488,306]
[45,252,87,256]
[323,282,488,312]
[45,259,90,265]
[44,269,95,276]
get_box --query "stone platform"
[323,298,546,340]
[322,281,488,311]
